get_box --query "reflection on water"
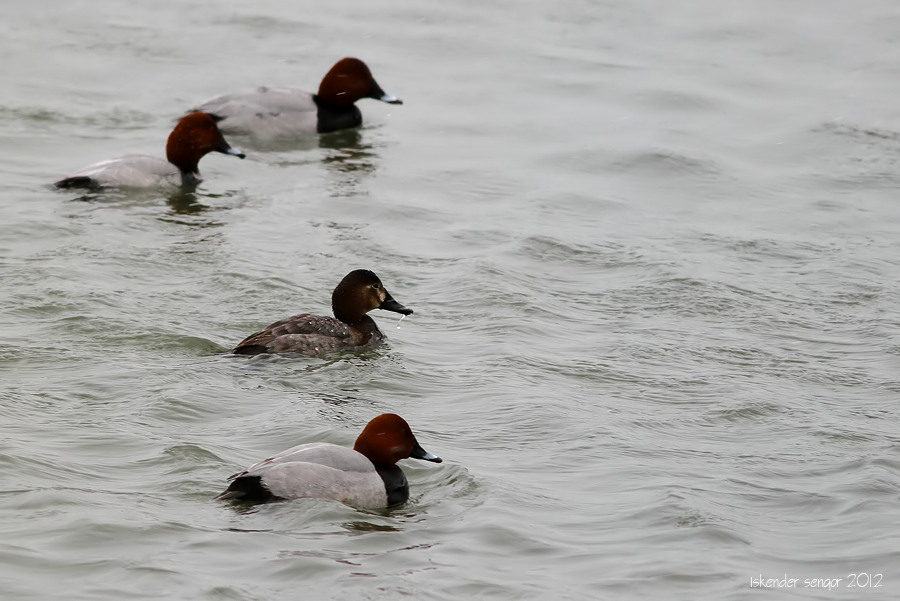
[55,185,229,228]
[165,189,208,215]
[159,190,236,227]
[319,128,378,197]
[342,520,400,533]
[319,128,376,173]
[57,185,129,204]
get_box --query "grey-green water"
[2,1,900,599]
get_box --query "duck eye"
[372,282,382,290]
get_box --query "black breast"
[315,100,363,134]
[374,465,409,507]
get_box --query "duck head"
[331,269,413,324]
[317,58,403,107]
[353,413,442,467]
[166,111,245,182]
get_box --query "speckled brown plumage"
[231,269,412,356]
[232,313,382,355]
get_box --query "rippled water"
[3,1,900,599]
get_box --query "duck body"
[218,442,395,506]
[55,155,184,189]
[193,58,402,137]
[232,269,412,356]
[194,87,326,137]
[232,313,383,355]
[216,414,442,508]
[55,112,244,190]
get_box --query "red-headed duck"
[216,413,442,507]
[232,269,413,356]
[192,57,402,137]
[54,112,245,189]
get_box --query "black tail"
[214,475,279,503]
[55,176,99,190]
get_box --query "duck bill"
[379,293,413,315]
[222,145,246,159]
[370,81,403,105]
[410,442,442,463]
[215,136,246,159]
[378,92,403,105]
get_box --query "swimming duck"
[192,57,402,137]
[55,112,245,189]
[232,269,413,356]
[216,413,442,507]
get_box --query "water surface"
[2,1,900,599]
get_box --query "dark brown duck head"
[331,269,413,325]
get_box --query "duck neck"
[167,138,203,186]
[337,313,383,343]
[373,463,409,507]
[178,169,202,187]
[313,96,363,133]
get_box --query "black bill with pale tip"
[380,293,413,315]
[378,92,403,105]
[203,112,246,159]
[216,138,246,159]
[370,81,403,105]
[410,442,442,463]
